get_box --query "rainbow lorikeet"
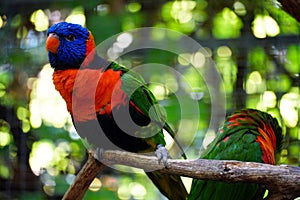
[46,22,187,199]
[188,109,283,200]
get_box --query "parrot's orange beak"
[46,33,60,54]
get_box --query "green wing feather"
[109,62,188,199]
[110,62,186,157]
[189,128,263,200]
[188,109,283,200]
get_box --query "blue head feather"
[47,22,89,69]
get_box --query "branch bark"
[62,154,105,200]
[63,150,300,200]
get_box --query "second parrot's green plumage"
[188,109,283,200]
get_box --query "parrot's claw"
[94,147,104,162]
[155,144,170,167]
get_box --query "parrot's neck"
[81,54,111,70]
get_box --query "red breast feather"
[53,68,127,122]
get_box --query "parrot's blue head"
[46,22,95,70]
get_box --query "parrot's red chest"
[53,68,127,122]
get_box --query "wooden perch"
[62,154,105,200]
[63,150,300,200]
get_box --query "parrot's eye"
[66,34,75,41]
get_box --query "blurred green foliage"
[0,0,299,199]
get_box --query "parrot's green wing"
[189,127,263,200]
[109,62,163,122]
[110,62,186,158]
[109,62,188,199]
[188,109,283,200]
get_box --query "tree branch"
[63,150,300,200]
[62,154,105,200]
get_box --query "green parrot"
[188,109,283,200]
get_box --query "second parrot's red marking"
[255,123,277,164]
[224,110,277,164]
[227,111,259,128]
[53,68,127,122]
[227,121,241,127]
[222,136,230,143]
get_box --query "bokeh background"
[0,0,299,199]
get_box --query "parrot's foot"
[155,144,170,167]
[94,147,104,162]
